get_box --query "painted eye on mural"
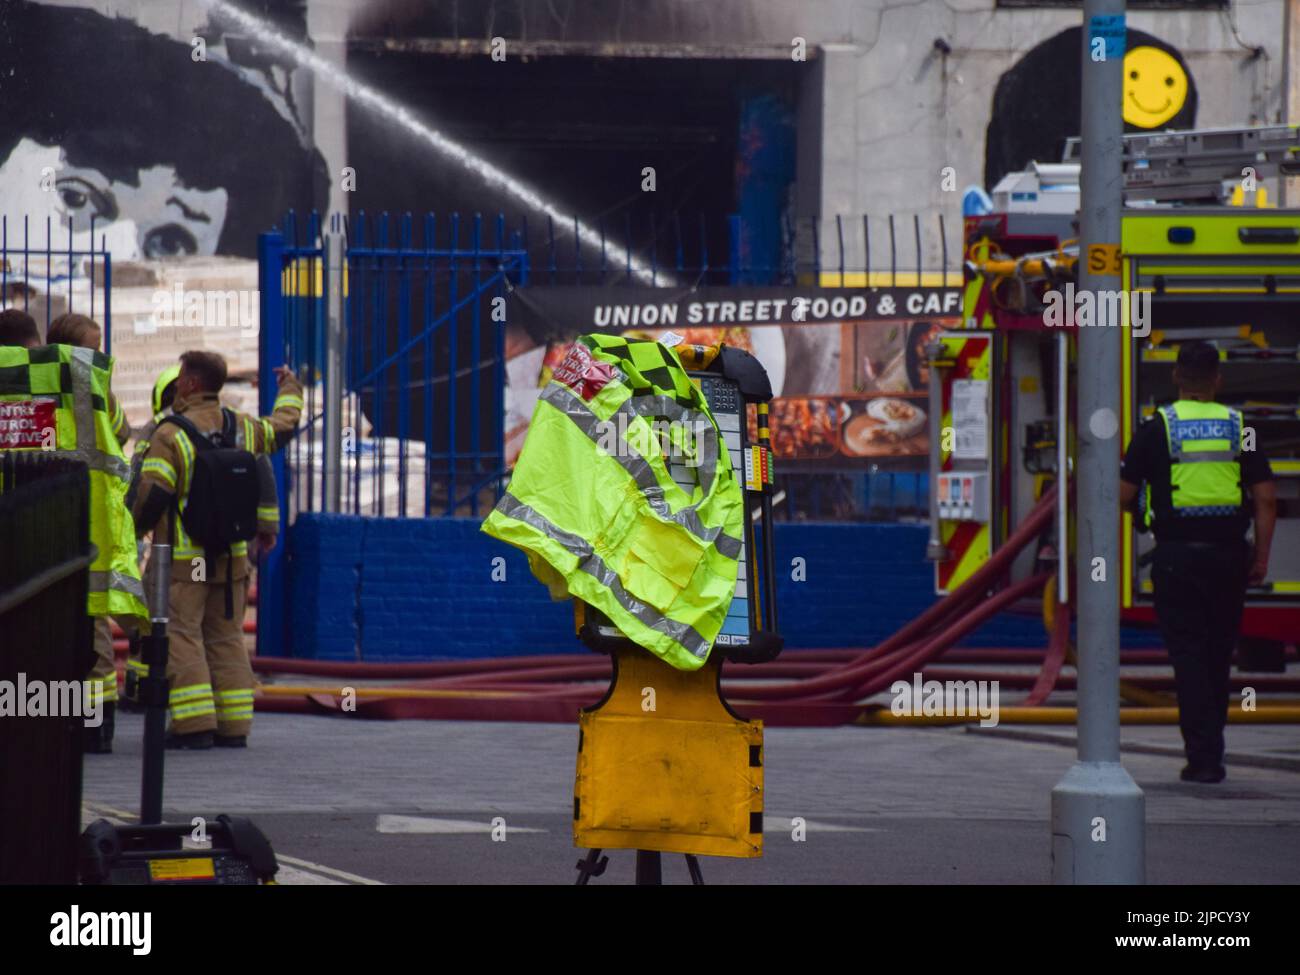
[142,223,198,258]
[54,177,118,221]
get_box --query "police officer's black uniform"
[1121,410,1272,780]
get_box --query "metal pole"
[1283,0,1300,206]
[757,401,779,633]
[925,339,949,562]
[323,221,344,513]
[1057,331,1069,605]
[139,544,171,826]
[634,850,662,885]
[1050,0,1145,884]
[257,230,289,656]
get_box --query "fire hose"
[257,489,1067,723]
[115,480,1300,726]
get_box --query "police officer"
[1119,341,1276,783]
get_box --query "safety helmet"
[152,363,181,416]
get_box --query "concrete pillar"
[816,45,864,278]
[1283,0,1300,205]
[308,2,350,219]
[793,52,825,279]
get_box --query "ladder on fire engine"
[1063,124,1300,204]
[974,126,1300,282]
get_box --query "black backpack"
[160,409,259,617]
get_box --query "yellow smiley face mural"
[1124,46,1188,128]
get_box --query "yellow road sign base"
[574,643,763,858]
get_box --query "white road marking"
[275,853,385,885]
[764,818,881,833]
[376,814,547,835]
[275,863,347,885]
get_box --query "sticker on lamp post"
[1088,14,1126,62]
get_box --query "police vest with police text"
[1149,399,1245,525]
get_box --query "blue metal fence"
[258,210,528,655]
[261,210,528,522]
[0,216,113,345]
[349,211,527,518]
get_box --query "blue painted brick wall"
[287,514,364,660]
[358,517,572,660]
[285,516,1157,660]
[287,514,573,661]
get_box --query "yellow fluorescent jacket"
[482,334,744,671]
[0,343,147,621]
[1152,400,1245,522]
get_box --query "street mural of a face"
[0,1,325,258]
[0,138,230,258]
[984,27,1197,190]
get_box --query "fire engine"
[936,126,1299,665]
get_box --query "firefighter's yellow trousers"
[166,578,255,737]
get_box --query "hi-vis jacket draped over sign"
[482,334,744,671]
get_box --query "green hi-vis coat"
[0,344,148,622]
[483,334,744,671]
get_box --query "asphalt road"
[81,712,1300,885]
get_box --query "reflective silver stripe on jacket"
[1171,450,1239,464]
[540,383,742,561]
[624,393,721,497]
[68,346,130,482]
[89,569,147,603]
[496,491,711,659]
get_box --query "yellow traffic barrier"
[574,642,763,859]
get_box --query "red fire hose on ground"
[116,484,1300,726]
[256,489,1075,725]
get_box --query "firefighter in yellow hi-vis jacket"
[132,350,303,749]
[122,365,284,708]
